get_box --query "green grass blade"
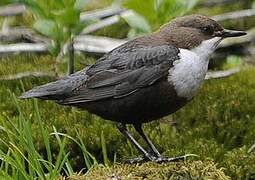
[101,131,109,166]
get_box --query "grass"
[1,1,255,178]
[0,93,101,179]
[1,52,255,179]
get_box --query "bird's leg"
[134,124,199,163]
[133,124,161,157]
[117,123,155,163]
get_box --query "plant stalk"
[68,36,75,75]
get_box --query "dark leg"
[133,124,199,163]
[117,123,155,162]
[117,123,198,163]
[133,124,161,157]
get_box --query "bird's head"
[159,14,246,52]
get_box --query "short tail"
[19,80,71,100]
[19,68,89,100]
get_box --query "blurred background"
[0,0,255,179]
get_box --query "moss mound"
[72,160,229,179]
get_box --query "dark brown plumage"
[20,15,246,163]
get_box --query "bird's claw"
[125,153,199,164]
[154,154,199,163]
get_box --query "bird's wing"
[61,45,180,104]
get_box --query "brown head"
[158,14,246,49]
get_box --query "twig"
[205,67,240,80]
[74,35,126,53]
[68,36,75,75]
[199,0,235,7]
[0,4,26,17]
[212,9,255,22]
[2,17,9,33]
[81,15,121,34]
[80,6,125,22]
[81,10,131,34]
[248,143,255,153]
[0,43,47,55]
[0,27,50,43]
[0,71,55,80]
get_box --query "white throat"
[168,37,222,99]
[192,37,222,60]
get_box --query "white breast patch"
[168,49,208,99]
[168,37,222,99]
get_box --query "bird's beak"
[221,29,247,38]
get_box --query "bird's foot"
[153,154,199,163]
[125,154,199,164]
[125,156,146,164]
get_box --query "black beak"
[221,29,247,38]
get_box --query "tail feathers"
[19,68,89,100]
[19,82,71,100]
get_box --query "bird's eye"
[202,26,214,34]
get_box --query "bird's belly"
[76,80,188,124]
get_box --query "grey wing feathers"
[19,67,89,100]
[20,45,179,103]
[61,45,179,104]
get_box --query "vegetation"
[1,54,255,178]
[84,160,230,179]
[17,0,92,75]
[122,0,199,38]
[0,0,255,179]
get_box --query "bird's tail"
[19,80,70,100]
[19,68,89,100]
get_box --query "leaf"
[124,0,156,24]
[63,0,76,6]
[75,0,89,10]
[71,23,87,35]
[121,10,151,33]
[33,19,59,39]
[53,8,80,26]
[20,0,47,17]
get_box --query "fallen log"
[0,4,26,17]
[199,0,235,7]
[205,67,240,80]
[0,27,50,43]
[0,43,48,55]
[212,9,255,22]
[74,35,126,53]
[0,71,55,80]
[0,35,126,55]
[80,6,125,22]
[81,10,131,34]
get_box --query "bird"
[20,14,246,163]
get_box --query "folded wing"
[61,45,180,104]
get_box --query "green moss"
[1,64,255,178]
[76,160,230,179]
[1,3,255,178]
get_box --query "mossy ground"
[80,160,230,179]
[1,1,255,178]
[1,52,255,179]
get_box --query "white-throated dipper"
[20,15,246,163]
